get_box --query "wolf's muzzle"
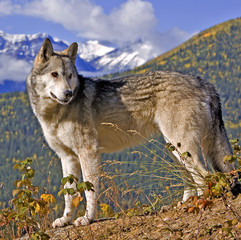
[64,90,73,99]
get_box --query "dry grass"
[44,194,241,240]
[2,134,241,239]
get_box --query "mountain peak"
[0,30,161,92]
[0,31,49,43]
[78,40,115,62]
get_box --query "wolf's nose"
[64,90,73,99]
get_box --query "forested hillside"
[0,92,62,208]
[109,18,241,139]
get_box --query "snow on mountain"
[77,39,157,74]
[78,40,114,62]
[79,40,157,74]
[0,31,158,93]
[0,31,61,61]
[90,41,156,73]
[0,31,92,70]
[0,31,95,93]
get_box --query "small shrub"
[0,159,55,239]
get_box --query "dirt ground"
[45,194,241,240]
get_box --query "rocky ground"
[43,194,241,240]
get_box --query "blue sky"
[0,0,240,83]
[0,0,240,45]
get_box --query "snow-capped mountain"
[78,40,115,62]
[78,39,157,74]
[90,41,156,73]
[0,31,93,71]
[0,31,98,93]
[0,31,157,93]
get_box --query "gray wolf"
[27,38,234,228]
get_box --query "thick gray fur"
[27,38,234,228]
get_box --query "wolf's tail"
[204,93,235,173]
[209,124,234,172]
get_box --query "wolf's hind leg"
[52,154,81,228]
[182,176,204,202]
[168,143,207,202]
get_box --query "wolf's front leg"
[52,155,81,228]
[73,151,100,226]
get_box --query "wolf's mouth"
[50,92,70,104]
[50,92,57,99]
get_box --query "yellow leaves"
[158,60,167,65]
[202,31,216,38]
[28,195,56,216]
[232,219,238,225]
[136,69,149,75]
[100,203,114,217]
[28,201,40,215]
[203,32,211,38]
[72,196,83,208]
[40,193,56,203]
[12,189,21,197]
[5,131,9,141]
[223,154,237,164]
[218,72,223,78]
[35,202,41,213]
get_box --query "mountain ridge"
[0,31,161,93]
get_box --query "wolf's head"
[29,38,79,105]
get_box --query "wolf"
[27,38,234,228]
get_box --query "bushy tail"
[205,93,235,173]
[210,124,234,172]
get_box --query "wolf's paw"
[52,216,71,228]
[73,216,90,226]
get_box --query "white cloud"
[0,55,31,82]
[108,0,156,42]
[15,0,157,43]
[0,0,13,16]
[14,0,192,53]
[149,27,195,55]
[0,0,193,62]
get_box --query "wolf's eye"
[51,72,58,78]
[69,73,72,79]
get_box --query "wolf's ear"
[63,42,78,64]
[34,38,53,66]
